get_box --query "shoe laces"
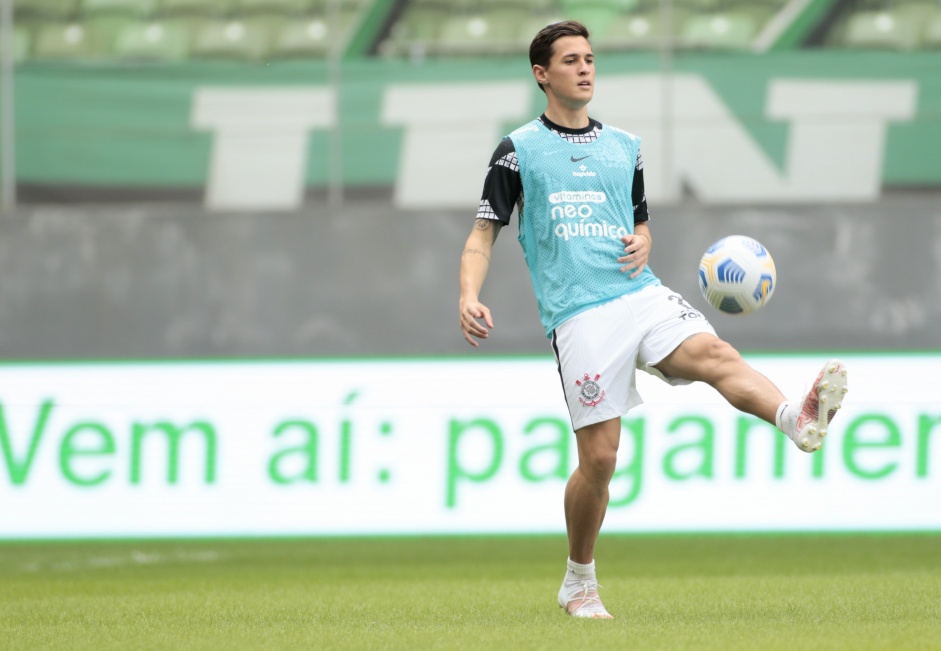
[800,371,838,425]
[567,580,608,616]
[801,372,824,421]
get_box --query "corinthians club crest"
[575,373,605,407]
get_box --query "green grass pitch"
[2,533,940,650]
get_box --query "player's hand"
[618,233,649,278]
[459,298,494,347]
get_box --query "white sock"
[564,558,596,585]
[776,400,798,439]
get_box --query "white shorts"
[551,284,716,431]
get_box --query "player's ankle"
[565,557,596,584]
[775,400,797,438]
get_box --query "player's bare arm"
[618,221,651,278]
[459,219,503,347]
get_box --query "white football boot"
[558,579,614,619]
[792,359,848,452]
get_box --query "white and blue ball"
[698,235,776,315]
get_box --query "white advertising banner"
[0,354,939,538]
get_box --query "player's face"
[536,36,595,109]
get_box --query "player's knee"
[579,445,618,482]
[697,337,747,384]
[702,337,742,366]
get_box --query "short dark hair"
[529,21,591,94]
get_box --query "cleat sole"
[793,359,848,454]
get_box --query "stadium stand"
[13,0,941,62]
[12,24,34,62]
[375,0,791,56]
[513,11,566,46]
[15,0,363,61]
[188,18,273,59]
[562,2,622,41]
[925,12,941,46]
[268,17,332,57]
[432,9,528,55]
[811,0,941,51]
[680,5,777,49]
[681,10,760,49]
[376,2,445,57]
[826,0,941,49]
[94,15,149,49]
[14,0,81,19]
[284,2,365,55]
[593,8,692,49]
[235,0,314,13]
[111,20,194,60]
[81,0,158,18]
[31,21,101,59]
[674,0,719,8]
[156,0,234,18]
[841,9,919,48]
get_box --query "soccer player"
[457,20,848,619]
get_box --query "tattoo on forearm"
[463,248,491,262]
[474,218,501,243]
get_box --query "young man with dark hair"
[458,20,848,619]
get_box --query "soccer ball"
[698,235,776,315]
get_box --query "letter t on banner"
[192,87,336,211]
[382,82,530,209]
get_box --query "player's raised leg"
[654,333,784,422]
[653,334,847,452]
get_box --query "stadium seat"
[895,2,941,36]
[594,8,691,50]
[841,9,924,49]
[398,4,447,41]
[853,0,899,7]
[479,0,558,10]
[84,15,141,50]
[14,0,80,19]
[234,0,312,15]
[268,17,333,57]
[924,14,941,48]
[407,0,460,6]
[377,5,447,57]
[156,0,234,18]
[287,5,362,50]
[680,11,760,49]
[110,19,192,59]
[80,0,157,18]
[561,2,621,40]
[232,9,295,31]
[410,0,478,11]
[189,18,272,59]
[724,3,776,23]
[673,0,722,10]
[31,21,101,59]
[736,0,784,5]
[562,0,638,9]
[13,25,33,63]
[436,10,527,55]
[159,14,213,37]
[514,12,566,46]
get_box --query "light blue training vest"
[509,119,660,337]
